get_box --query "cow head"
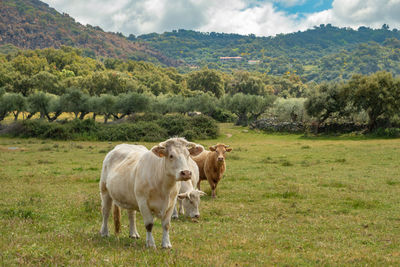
[178,189,206,218]
[209,144,232,163]
[151,138,203,181]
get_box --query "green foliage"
[59,88,90,119]
[138,26,400,81]
[272,98,308,123]
[0,91,14,122]
[187,68,224,98]
[349,71,400,130]
[26,92,52,119]
[222,93,276,126]
[373,127,400,138]
[304,83,349,125]
[97,122,168,142]
[114,92,150,118]
[226,71,267,95]
[7,115,218,141]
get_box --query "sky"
[42,0,400,37]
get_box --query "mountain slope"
[0,0,177,66]
[136,26,400,81]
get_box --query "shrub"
[158,114,190,136]
[373,127,400,138]
[4,114,218,141]
[211,108,236,122]
[97,122,168,142]
[189,115,219,139]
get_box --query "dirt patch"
[0,146,26,152]
[226,133,232,138]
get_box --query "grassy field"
[1,123,400,266]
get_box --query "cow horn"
[225,145,230,148]
[196,190,206,196]
[186,142,196,149]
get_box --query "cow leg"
[138,200,156,248]
[128,210,140,239]
[100,192,112,237]
[172,203,179,219]
[161,208,174,249]
[178,198,184,215]
[208,179,217,198]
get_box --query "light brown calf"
[192,144,232,198]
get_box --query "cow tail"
[113,204,121,235]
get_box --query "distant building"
[219,57,242,60]
[248,60,260,65]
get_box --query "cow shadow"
[82,231,146,249]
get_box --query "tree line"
[1,47,400,133]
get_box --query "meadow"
[0,123,400,266]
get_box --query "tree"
[226,71,266,95]
[0,88,13,123]
[47,96,63,122]
[6,93,26,120]
[304,83,349,127]
[32,71,61,95]
[187,68,224,98]
[186,92,218,116]
[94,94,117,123]
[60,88,90,119]
[113,92,150,119]
[222,93,276,126]
[27,92,52,119]
[349,71,400,130]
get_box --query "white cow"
[99,138,203,248]
[172,165,206,219]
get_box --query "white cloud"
[198,1,301,36]
[303,0,400,30]
[42,0,400,36]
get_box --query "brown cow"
[192,144,232,198]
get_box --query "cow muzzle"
[179,170,192,181]
[217,157,224,162]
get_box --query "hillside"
[136,26,400,81]
[0,0,177,66]
[1,0,400,82]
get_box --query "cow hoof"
[162,243,172,249]
[172,214,178,219]
[100,231,109,237]
[146,241,156,249]
[129,233,140,239]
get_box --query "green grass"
[1,123,400,266]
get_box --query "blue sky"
[42,0,400,36]
[275,0,332,15]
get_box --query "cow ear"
[177,192,189,200]
[226,148,232,152]
[197,190,207,197]
[209,146,216,152]
[151,145,166,157]
[188,144,203,156]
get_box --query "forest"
[1,46,400,140]
[137,26,400,82]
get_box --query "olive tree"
[60,88,90,119]
[349,71,400,130]
[222,93,276,126]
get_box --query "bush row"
[3,114,219,142]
